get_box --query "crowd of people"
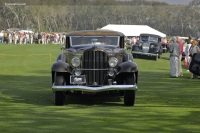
[169,36,200,79]
[124,35,200,79]
[0,30,66,45]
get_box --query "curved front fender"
[117,61,138,73]
[51,60,71,73]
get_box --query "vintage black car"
[51,30,138,106]
[132,34,163,60]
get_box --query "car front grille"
[82,50,108,85]
[142,42,150,53]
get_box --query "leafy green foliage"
[0,44,200,133]
[0,0,199,36]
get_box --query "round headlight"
[150,45,154,48]
[108,57,118,67]
[71,57,80,67]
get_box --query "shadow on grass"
[160,56,170,60]
[0,74,52,106]
[0,69,200,107]
[65,94,123,106]
[0,74,124,106]
[133,55,158,61]
[1,72,200,133]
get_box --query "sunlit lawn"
[0,44,200,133]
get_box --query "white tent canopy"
[19,30,34,33]
[100,24,166,37]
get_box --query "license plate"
[70,75,86,84]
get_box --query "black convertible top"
[67,30,125,37]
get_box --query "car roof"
[67,30,125,36]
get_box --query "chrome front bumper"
[52,84,137,92]
[132,51,158,57]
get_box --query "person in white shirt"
[14,32,19,44]
[8,33,12,44]
[0,31,3,43]
[184,39,192,70]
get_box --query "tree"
[189,0,200,6]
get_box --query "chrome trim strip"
[132,51,158,56]
[52,84,137,92]
[93,50,96,82]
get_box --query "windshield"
[140,36,158,42]
[70,36,119,47]
[140,36,149,42]
[149,36,158,42]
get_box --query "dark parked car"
[132,34,163,60]
[51,30,138,106]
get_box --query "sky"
[145,0,192,5]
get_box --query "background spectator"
[188,39,200,79]
[177,36,184,76]
[38,33,42,44]
[169,36,180,78]
[0,31,3,43]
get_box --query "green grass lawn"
[0,44,200,133]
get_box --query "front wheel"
[124,90,136,106]
[54,91,65,106]
[54,72,65,106]
[124,74,136,106]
